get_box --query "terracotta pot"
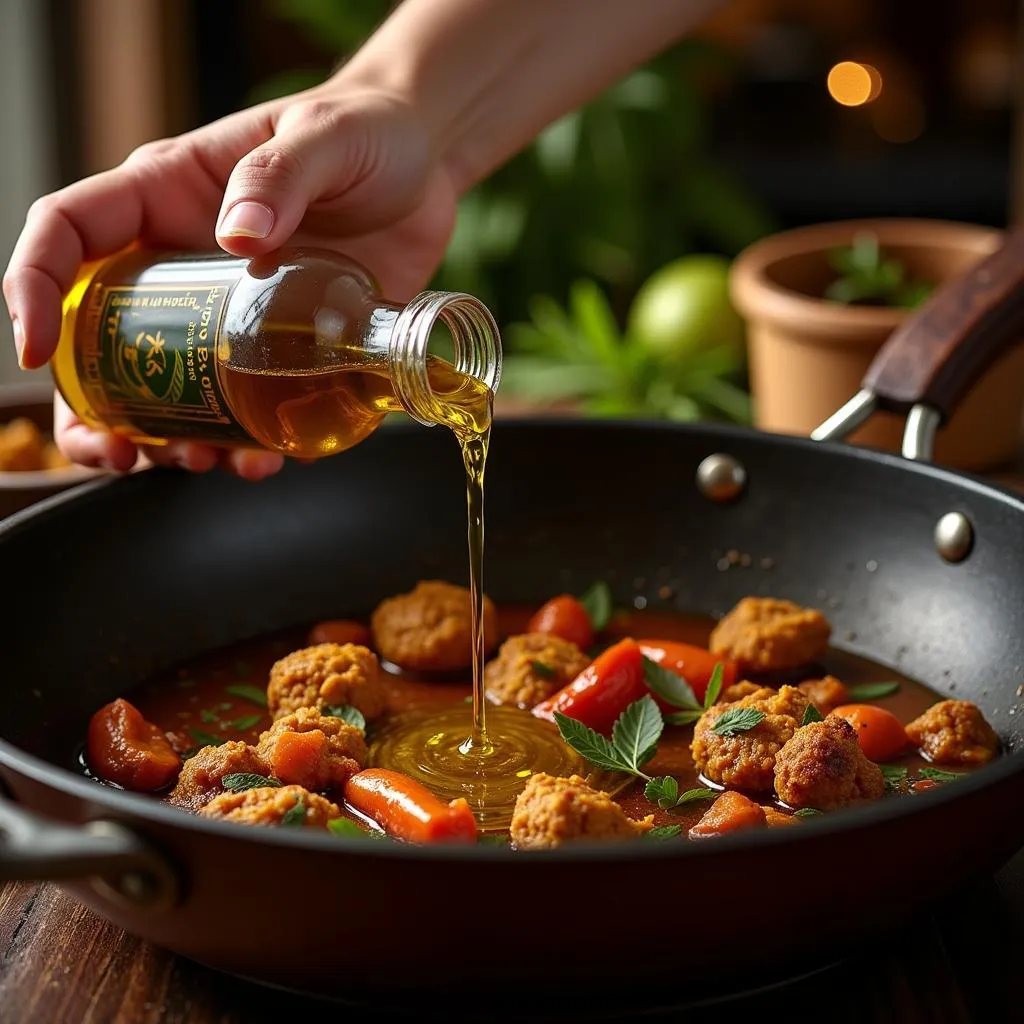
[729,218,1024,471]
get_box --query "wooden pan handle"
[862,223,1024,420]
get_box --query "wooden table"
[3,450,1024,1024]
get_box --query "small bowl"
[0,381,110,518]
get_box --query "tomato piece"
[87,698,181,791]
[688,791,767,839]
[527,595,594,650]
[830,704,908,762]
[637,639,737,704]
[532,637,646,735]
[344,768,478,844]
[307,620,371,648]
[911,779,941,794]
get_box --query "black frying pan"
[2,227,1024,1012]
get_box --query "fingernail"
[11,318,25,368]
[219,201,275,239]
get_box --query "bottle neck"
[377,291,502,428]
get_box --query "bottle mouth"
[389,291,502,428]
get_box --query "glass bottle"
[51,247,501,457]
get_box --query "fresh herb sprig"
[322,704,367,731]
[225,684,268,708]
[280,799,307,827]
[917,767,965,784]
[712,706,766,736]
[644,659,725,726]
[801,704,823,726]
[644,775,717,810]
[579,580,612,631]
[222,772,281,793]
[846,681,900,701]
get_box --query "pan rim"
[3,416,1024,866]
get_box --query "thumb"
[214,101,360,255]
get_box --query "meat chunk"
[905,700,1000,766]
[709,597,831,675]
[256,706,367,792]
[484,633,590,708]
[370,580,498,672]
[267,642,386,722]
[510,773,653,849]
[774,716,885,811]
[688,791,766,839]
[718,682,775,704]
[199,784,341,828]
[691,684,811,792]
[168,741,269,812]
[0,418,45,471]
[798,676,850,713]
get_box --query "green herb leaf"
[664,708,704,726]
[579,581,612,631]
[646,825,683,840]
[328,818,372,838]
[846,682,901,701]
[230,714,263,731]
[322,704,367,731]
[703,663,725,709]
[611,695,663,771]
[879,764,908,792]
[642,656,701,710]
[199,708,218,725]
[917,767,965,784]
[676,787,718,805]
[218,702,234,711]
[477,834,512,846]
[187,728,222,748]
[553,712,632,774]
[711,707,765,737]
[225,684,268,708]
[644,775,678,808]
[280,799,307,828]
[530,660,557,679]
[794,808,822,818]
[801,704,824,726]
[222,772,281,793]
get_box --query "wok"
[3,226,1024,1013]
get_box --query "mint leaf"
[199,708,218,725]
[847,681,900,701]
[554,712,633,774]
[611,695,663,771]
[917,767,965,783]
[794,808,822,818]
[225,684,268,708]
[646,825,683,840]
[322,704,367,731]
[676,787,718,805]
[644,776,678,808]
[280,799,306,827]
[642,656,700,710]
[231,714,263,731]
[879,764,908,792]
[530,660,557,679]
[222,772,280,793]
[187,728,222,748]
[801,704,823,726]
[711,707,765,737]
[703,663,725,709]
[664,708,704,726]
[328,818,375,838]
[579,581,612,631]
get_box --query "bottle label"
[78,280,252,441]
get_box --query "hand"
[2,80,458,479]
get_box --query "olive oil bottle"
[52,247,500,457]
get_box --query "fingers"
[222,449,287,480]
[53,392,139,471]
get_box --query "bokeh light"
[827,61,883,106]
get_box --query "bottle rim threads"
[389,291,503,427]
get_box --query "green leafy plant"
[824,233,933,308]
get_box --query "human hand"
[2,79,458,478]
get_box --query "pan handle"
[0,790,180,911]
[811,223,1024,460]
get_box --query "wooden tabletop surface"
[3,441,1024,1024]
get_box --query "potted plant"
[729,219,1024,471]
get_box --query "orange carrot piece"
[268,729,325,784]
[344,768,478,844]
[688,790,767,839]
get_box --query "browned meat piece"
[798,676,850,713]
[774,716,885,811]
[688,791,766,839]
[199,784,340,828]
[256,706,367,792]
[168,741,269,812]
[718,682,775,704]
[691,685,811,792]
[905,700,1000,766]
[709,597,831,675]
[510,773,653,849]
[0,418,45,471]
[370,580,498,672]
[484,633,590,708]
[267,642,386,722]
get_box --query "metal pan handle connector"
[0,790,180,911]
[812,223,1024,461]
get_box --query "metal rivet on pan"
[934,512,973,563]
[696,453,746,502]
